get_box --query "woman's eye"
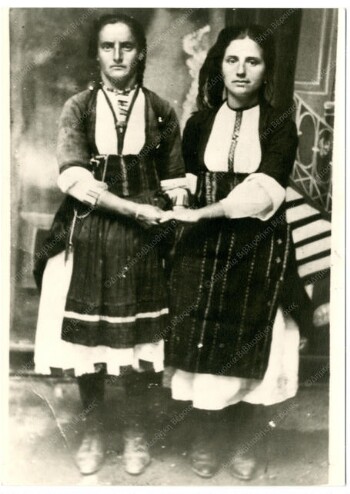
[122,44,134,51]
[248,59,259,66]
[102,43,113,51]
[226,57,238,64]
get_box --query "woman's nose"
[236,62,246,77]
[113,44,122,61]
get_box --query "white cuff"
[220,173,285,221]
[58,166,108,206]
[246,173,285,220]
[161,177,190,207]
[160,177,188,190]
[57,166,94,192]
[186,173,198,195]
[164,188,189,207]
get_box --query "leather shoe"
[230,451,258,481]
[190,439,219,478]
[123,430,151,475]
[75,429,105,475]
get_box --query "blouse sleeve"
[156,105,186,181]
[57,166,108,207]
[164,114,199,201]
[157,105,188,206]
[57,95,91,174]
[161,177,190,208]
[56,94,109,207]
[220,173,285,221]
[182,114,200,175]
[258,116,298,188]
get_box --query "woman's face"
[221,37,266,106]
[97,22,140,89]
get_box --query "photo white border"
[1,2,348,492]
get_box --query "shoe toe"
[191,461,217,479]
[76,456,103,476]
[230,455,257,481]
[190,446,218,479]
[123,432,151,475]
[75,433,104,475]
[123,455,151,475]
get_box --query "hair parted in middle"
[197,24,276,110]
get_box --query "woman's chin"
[227,91,258,107]
[105,72,131,88]
[228,87,250,97]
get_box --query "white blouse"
[188,101,286,221]
[204,102,261,173]
[95,87,145,155]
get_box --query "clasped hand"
[135,205,200,228]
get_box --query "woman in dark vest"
[34,13,187,476]
[161,25,310,480]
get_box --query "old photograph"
[3,5,345,487]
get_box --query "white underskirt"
[35,252,300,409]
[169,308,300,410]
[34,251,164,377]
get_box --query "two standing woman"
[34,14,308,481]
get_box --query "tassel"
[65,209,78,262]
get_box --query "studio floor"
[4,376,329,486]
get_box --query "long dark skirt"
[165,214,291,380]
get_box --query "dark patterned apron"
[166,170,291,380]
[61,87,174,349]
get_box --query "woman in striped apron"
[34,13,187,476]
[161,25,311,480]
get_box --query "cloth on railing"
[285,186,331,289]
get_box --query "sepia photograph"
[2,3,346,487]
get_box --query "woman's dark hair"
[89,13,147,85]
[197,24,275,110]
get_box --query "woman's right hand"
[96,191,164,228]
[134,204,164,229]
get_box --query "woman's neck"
[101,72,137,92]
[226,93,259,111]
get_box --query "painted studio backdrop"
[10,8,336,374]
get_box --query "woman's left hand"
[159,208,202,224]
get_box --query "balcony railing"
[291,93,333,217]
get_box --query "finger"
[144,219,159,226]
[159,217,175,224]
[95,182,108,189]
